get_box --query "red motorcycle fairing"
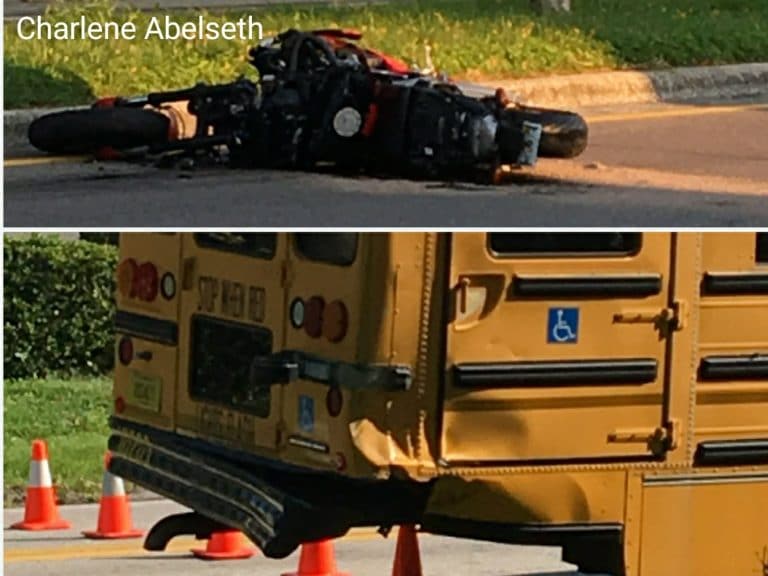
[313,29,413,75]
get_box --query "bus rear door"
[175,233,288,453]
[441,232,679,462]
[279,233,364,465]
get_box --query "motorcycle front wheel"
[28,107,171,155]
[499,106,589,160]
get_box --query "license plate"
[516,120,542,166]
[127,372,162,412]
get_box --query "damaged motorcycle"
[28,28,589,183]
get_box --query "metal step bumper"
[108,417,351,557]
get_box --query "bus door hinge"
[281,260,294,289]
[669,299,687,331]
[182,257,197,291]
[613,299,687,336]
[662,418,681,452]
[608,419,680,456]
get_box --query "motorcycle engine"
[231,29,374,169]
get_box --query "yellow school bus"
[108,232,768,576]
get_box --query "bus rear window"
[489,233,642,257]
[757,233,768,263]
[294,233,358,266]
[194,233,276,259]
[190,316,272,418]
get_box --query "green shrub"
[79,233,120,246]
[4,234,118,379]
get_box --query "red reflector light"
[115,396,126,414]
[323,300,348,343]
[326,386,343,417]
[334,452,347,472]
[118,336,133,365]
[136,262,159,302]
[304,296,325,338]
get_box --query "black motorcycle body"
[28,28,588,182]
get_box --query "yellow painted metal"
[115,232,768,574]
[113,232,182,431]
[639,470,768,576]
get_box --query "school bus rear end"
[109,232,442,556]
[108,232,768,576]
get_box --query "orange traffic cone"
[391,525,422,576]
[191,529,256,560]
[282,539,349,576]
[83,452,143,539]
[11,439,71,530]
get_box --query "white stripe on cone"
[29,460,53,488]
[102,470,126,497]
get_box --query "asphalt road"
[4,499,586,576]
[5,98,768,227]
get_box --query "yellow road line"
[4,155,88,167]
[4,528,383,563]
[4,538,197,562]
[587,103,768,124]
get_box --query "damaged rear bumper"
[108,417,351,557]
[108,416,429,557]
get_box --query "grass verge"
[5,0,768,108]
[4,377,114,506]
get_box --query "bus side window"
[488,232,642,257]
[293,233,358,266]
[194,233,277,259]
[757,233,768,264]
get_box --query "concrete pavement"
[3,498,587,576]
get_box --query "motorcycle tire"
[28,107,171,154]
[500,106,588,159]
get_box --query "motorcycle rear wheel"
[500,106,589,160]
[28,107,171,154]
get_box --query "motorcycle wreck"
[28,28,589,183]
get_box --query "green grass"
[4,0,768,108]
[4,377,113,506]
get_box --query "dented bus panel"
[108,232,768,576]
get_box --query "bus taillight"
[326,386,343,417]
[118,258,166,302]
[118,336,133,365]
[323,300,348,342]
[293,296,348,342]
[304,296,325,338]
[136,262,159,302]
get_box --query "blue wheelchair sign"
[298,395,315,433]
[548,307,579,344]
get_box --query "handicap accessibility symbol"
[548,307,579,344]
[298,395,314,433]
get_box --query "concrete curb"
[5,62,768,157]
[498,62,768,108]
